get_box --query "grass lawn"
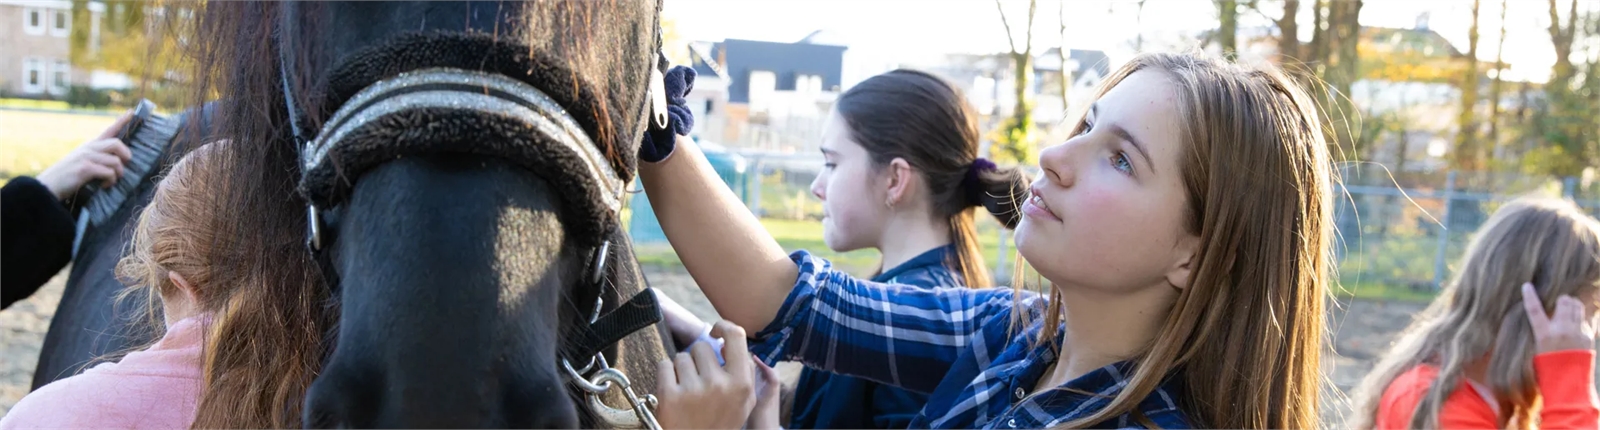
[0,109,122,180]
[0,98,71,110]
[1332,279,1439,303]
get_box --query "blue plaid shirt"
[749,251,1191,429]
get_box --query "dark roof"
[688,43,725,79]
[705,38,848,103]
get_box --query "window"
[51,9,70,37]
[795,74,822,95]
[23,8,46,35]
[51,60,70,95]
[747,70,776,114]
[21,59,45,94]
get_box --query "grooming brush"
[70,99,183,257]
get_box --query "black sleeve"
[2,177,75,309]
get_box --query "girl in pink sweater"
[2,143,229,429]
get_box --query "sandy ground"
[1,265,1427,425]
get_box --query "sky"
[662,0,1600,84]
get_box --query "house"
[909,48,1112,152]
[1,0,77,98]
[686,35,848,152]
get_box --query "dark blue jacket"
[786,246,961,429]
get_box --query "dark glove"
[640,65,696,163]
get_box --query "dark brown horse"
[36,1,673,427]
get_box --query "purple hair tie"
[963,158,997,206]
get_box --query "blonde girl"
[1353,197,1600,429]
[1,143,228,429]
[640,52,1335,428]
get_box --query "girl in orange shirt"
[1353,197,1600,429]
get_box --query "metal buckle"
[561,280,662,430]
[306,204,323,251]
[563,352,662,430]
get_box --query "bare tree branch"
[996,0,1018,54]
[1024,0,1037,56]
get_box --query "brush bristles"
[83,110,179,226]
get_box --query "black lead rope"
[569,289,665,362]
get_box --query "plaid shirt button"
[1014,387,1025,399]
[1008,418,1018,428]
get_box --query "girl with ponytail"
[792,69,1029,429]
[643,52,1336,428]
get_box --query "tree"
[1318,0,1364,161]
[1058,0,1071,117]
[1135,0,1149,51]
[1216,0,1239,57]
[68,1,192,107]
[1276,0,1302,67]
[991,0,1039,164]
[1452,0,1483,171]
[1547,0,1581,87]
[661,17,690,67]
[1486,0,1509,159]
[1525,0,1597,177]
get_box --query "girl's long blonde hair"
[1352,197,1600,429]
[116,139,333,429]
[117,143,230,333]
[1012,52,1335,429]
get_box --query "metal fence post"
[1432,171,1457,290]
[749,157,764,216]
[996,227,1010,285]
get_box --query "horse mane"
[181,3,333,428]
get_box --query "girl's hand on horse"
[1523,283,1600,354]
[37,110,134,201]
[654,288,711,350]
[655,320,757,430]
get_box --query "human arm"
[1522,284,1600,429]
[745,251,1024,394]
[638,137,797,332]
[1,177,75,309]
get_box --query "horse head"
[252,2,668,427]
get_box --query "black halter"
[273,4,669,427]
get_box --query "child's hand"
[37,111,134,200]
[655,321,755,429]
[1522,283,1599,354]
[653,288,710,350]
[745,356,782,430]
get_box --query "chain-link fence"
[1335,165,1600,291]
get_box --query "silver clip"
[306,205,323,251]
[648,66,669,130]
